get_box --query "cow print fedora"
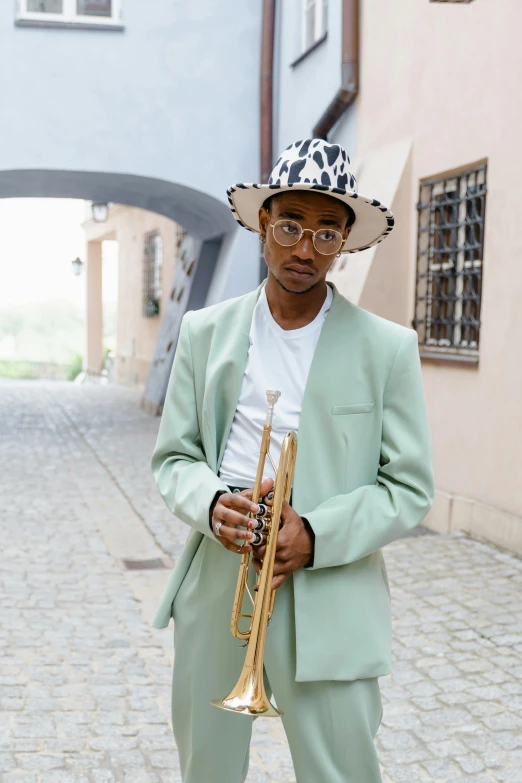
[227,138,394,254]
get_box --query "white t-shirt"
[219,283,333,487]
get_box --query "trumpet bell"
[210,695,282,717]
[211,660,283,717]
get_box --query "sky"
[0,198,118,309]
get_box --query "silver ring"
[214,522,223,537]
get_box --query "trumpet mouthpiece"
[265,390,281,426]
[266,390,281,406]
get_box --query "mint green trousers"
[172,538,383,783]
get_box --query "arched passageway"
[0,169,236,240]
[0,168,246,410]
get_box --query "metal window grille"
[413,163,487,357]
[143,231,163,318]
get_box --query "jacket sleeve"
[304,329,435,570]
[151,313,230,539]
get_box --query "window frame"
[142,231,163,319]
[412,161,487,366]
[16,0,123,29]
[300,0,328,56]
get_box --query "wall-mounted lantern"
[91,202,109,222]
[71,256,84,276]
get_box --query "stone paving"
[1,380,522,782]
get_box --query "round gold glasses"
[269,219,345,255]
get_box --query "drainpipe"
[260,0,276,183]
[312,0,359,140]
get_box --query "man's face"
[258,190,352,294]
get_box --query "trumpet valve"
[255,503,270,519]
[251,506,270,534]
[250,530,265,546]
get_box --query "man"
[151,139,434,782]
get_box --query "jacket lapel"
[202,283,265,471]
[292,284,359,509]
[299,283,358,410]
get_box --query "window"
[301,0,327,54]
[413,163,487,362]
[17,0,123,27]
[77,1,112,16]
[143,232,163,318]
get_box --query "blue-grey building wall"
[0,0,263,301]
[274,0,357,165]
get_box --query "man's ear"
[258,206,270,239]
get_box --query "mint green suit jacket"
[151,282,434,682]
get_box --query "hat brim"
[227,183,394,253]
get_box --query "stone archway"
[0,169,236,239]
[0,168,239,407]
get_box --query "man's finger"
[222,540,252,555]
[280,499,293,519]
[254,570,288,591]
[219,493,259,516]
[242,478,274,504]
[260,478,275,505]
[272,573,288,590]
[271,558,292,576]
[216,505,255,530]
[252,557,262,575]
[215,523,254,545]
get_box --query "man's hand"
[244,479,314,591]
[210,490,259,555]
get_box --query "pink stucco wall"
[332,0,521,544]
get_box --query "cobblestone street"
[1,380,522,782]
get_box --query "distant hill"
[0,298,116,364]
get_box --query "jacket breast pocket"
[331,402,375,415]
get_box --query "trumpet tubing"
[211,390,297,717]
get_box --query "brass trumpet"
[211,390,297,717]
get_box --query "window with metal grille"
[143,232,163,318]
[413,163,487,362]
